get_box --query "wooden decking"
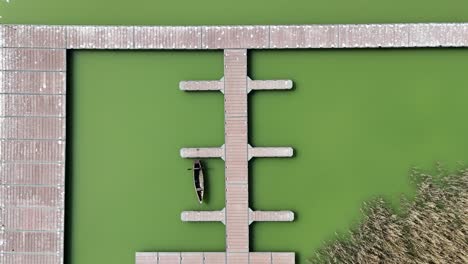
[136,252,295,264]
[2,23,468,264]
[224,49,250,252]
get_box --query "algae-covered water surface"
[3,0,468,263]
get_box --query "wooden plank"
[0,71,66,94]
[135,253,158,264]
[0,48,66,71]
[1,25,66,48]
[225,184,249,252]
[250,210,294,223]
[0,254,62,264]
[249,253,272,264]
[180,147,224,159]
[226,253,248,263]
[135,251,295,264]
[0,185,64,207]
[159,252,181,264]
[0,163,64,185]
[181,210,225,223]
[248,146,293,160]
[0,207,63,231]
[272,253,295,264]
[179,80,223,92]
[204,252,226,264]
[339,24,409,48]
[408,23,467,47]
[135,26,201,49]
[269,23,468,49]
[223,50,249,253]
[0,140,65,163]
[224,49,248,117]
[0,41,66,263]
[0,95,65,117]
[181,252,203,264]
[0,117,65,139]
[202,26,269,49]
[247,79,292,92]
[2,24,468,51]
[270,25,339,48]
[0,231,63,253]
[66,26,133,49]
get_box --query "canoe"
[193,159,204,203]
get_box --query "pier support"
[180,146,225,159]
[179,79,224,92]
[248,145,293,160]
[181,209,225,224]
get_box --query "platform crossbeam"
[180,146,225,159]
[179,80,224,92]
[181,209,225,224]
[247,79,293,92]
[248,145,293,160]
[249,210,295,224]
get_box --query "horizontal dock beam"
[181,209,225,224]
[248,145,293,160]
[180,145,293,160]
[179,79,224,92]
[180,208,294,225]
[180,78,293,94]
[5,24,468,50]
[249,210,295,224]
[180,145,225,160]
[247,79,293,93]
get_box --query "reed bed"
[310,167,468,264]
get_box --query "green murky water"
[3,1,468,263]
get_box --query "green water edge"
[3,1,468,263]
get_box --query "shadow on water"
[64,50,75,264]
[247,50,299,260]
[201,160,211,204]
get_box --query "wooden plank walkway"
[136,252,295,264]
[2,23,468,264]
[224,49,250,252]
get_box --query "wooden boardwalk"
[136,252,295,264]
[137,50,295,263]
[2,23,465,264]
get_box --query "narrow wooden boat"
[193,159,204,203]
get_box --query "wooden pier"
[138,49,296,263]
[3,23,462,263]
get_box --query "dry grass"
[310,167,468,264]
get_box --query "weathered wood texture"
[180,146,224,159]
[224,49,250,252]
[2,22,464,264]
[0,26,66,263]
[248,146,293,160]
[135,252,295,264]
[181,210,225,223]
[2,24,468,50]
[179,80,223,92]
[250,210,294,223]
